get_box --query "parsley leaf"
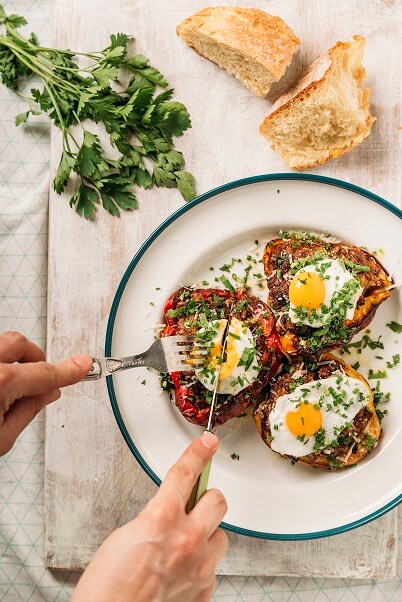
[70,184,99,220]
[53,150,76,194]
[99,175,137,216]
[175,171,196,201]
[76,131,104,177]
[15,109,41,125]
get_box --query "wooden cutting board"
[45,0,401,576]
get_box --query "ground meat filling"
[255,357,374,465]
[263,237,393,355]
[161,287,282,427]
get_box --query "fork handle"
[187,460,212,512]
[186,430,213,512]
[83,355,146,381]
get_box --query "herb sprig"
[0,6,195,218]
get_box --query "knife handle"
[186,459,212,512]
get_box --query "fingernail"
[201,431,219,449]
[73,354,92,368]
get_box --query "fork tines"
[162,335,210,371]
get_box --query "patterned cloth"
[0,1,401,600]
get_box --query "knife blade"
[186,307,233,512]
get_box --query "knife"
[186,314,231,512]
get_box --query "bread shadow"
[265,54,305,104]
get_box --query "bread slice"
[176,6,300,97]
[259,35,375,169]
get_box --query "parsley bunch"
[0,6,195,218]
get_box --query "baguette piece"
[259,35,375,169]
[176,6,300,97]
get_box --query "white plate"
[106,175,402,540]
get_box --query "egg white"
[269,374,370,458]
[288,259,363,328]
[196,317,259,396]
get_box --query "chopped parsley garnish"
[386,354,400,369]
[219,260,235,272]
[313,427,326,451]
[363,434,377,451]
[327,457,341,469]
[343,332,384,353]
[141,380,146,385]
[294,277,361,349]
[219,275,235,294]
[233,299,247,313]
[387,321,402,333]
[159,373,174,391]
[231,453,240,461]
[344,259,370,273]
[368,369,387,380]
[289,253,325,275]
[166,306,186,318]
[238,347,256,371]
[373,381,390,423]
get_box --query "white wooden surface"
[45,0,401,576]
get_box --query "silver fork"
[83,336,209,381]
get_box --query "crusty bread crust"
[177,6,300,96]
[259,35,375,168]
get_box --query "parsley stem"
[14,90,35,103]
[42,80,65,131]
[0,36,79,96]
[7,26,102,60]
[66,129,81,150]
[72,110,84,131]
[3,18,100,59]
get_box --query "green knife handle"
[186,459,212,512]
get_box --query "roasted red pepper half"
[161,287,282,427]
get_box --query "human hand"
[72,432,229,602]
[0,331,93,455]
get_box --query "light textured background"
[0,0,401,600]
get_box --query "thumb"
[11,354,93,399]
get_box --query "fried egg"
[196,317,259,395]
[288,258,362,328]
[269,374,370,458]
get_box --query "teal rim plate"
[106,174,402,540]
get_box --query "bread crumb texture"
[259,35,375,169]
[177,6,300,97]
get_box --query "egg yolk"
[208,339,239,380]
[289,271,325,309]
[285,402,323,437]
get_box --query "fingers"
[0,389,61,456]
[158,432,219,505]
[5,354,93,400]
[0,331,45,364]
[208,528,229,563]
[189,488,228,538]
